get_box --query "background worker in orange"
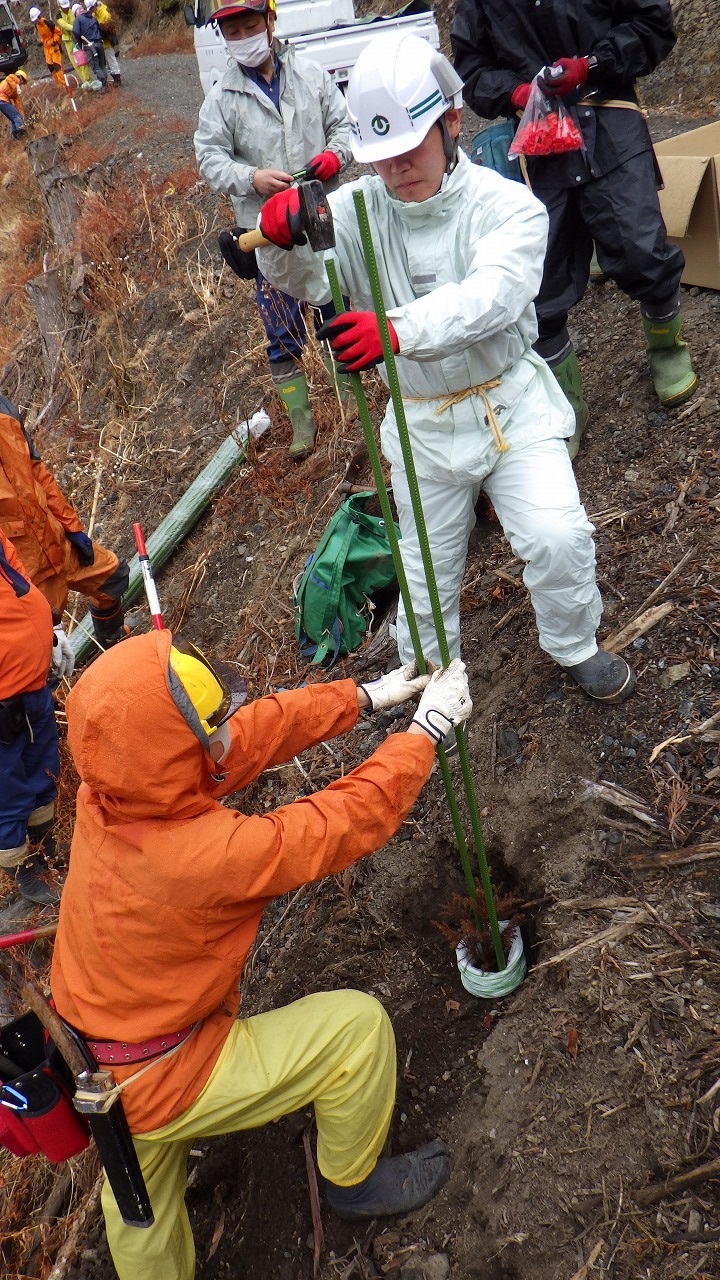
[0,395,129,648]
[0,528,74,905]
[0,69,27,139]
[29,7,66,88]
[51,629,472,1280]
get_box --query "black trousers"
[534,148,685,355]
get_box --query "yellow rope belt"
[404,379,509,453]
[576,97,647,116]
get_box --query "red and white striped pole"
[133,523,165,630]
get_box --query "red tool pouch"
[0,1013,90,1162]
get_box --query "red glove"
[259,188,307,250]
[316,312,400,373]
[539,57,589,95]
[511,82,532,112]
[306,150,341,182]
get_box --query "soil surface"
[1,16,720,1280]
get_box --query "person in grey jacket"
[194,0,352,460]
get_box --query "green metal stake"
[325,260,482,927]
[348,188,505,972]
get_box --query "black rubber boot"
[90,600,127,649]
[565,649,636,704]
[326,1140,450,1222]
[15,854,60,906]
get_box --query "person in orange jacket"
[29,7,66,88]
[0,395,129,648]
[51,629,472,1280]
[0,528,74,904]
[0,69,27,139]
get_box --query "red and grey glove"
[510,82,532,112]
[538,57,589,95]
[306,150,341,182]
[316,311,399,373]
[259,188,307,250]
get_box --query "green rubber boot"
[551,349,590,461]
[322,352,352,407]
[641,309,697,407]
[589,244,606,284]
[274,370,317,460]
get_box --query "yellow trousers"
[103,991,396,1280]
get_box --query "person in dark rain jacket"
[452,0,697,457]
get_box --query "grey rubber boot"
[272,365,317,460]
[326,1140,450,1222]
[551,349,590,461]
[565,649,636,704]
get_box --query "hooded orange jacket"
[51,631,434,1133]
[0,75,24,113]
[0,412,83,589]
[0,529,53,700]
[36,16,63,63]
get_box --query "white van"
[185,0,439,97]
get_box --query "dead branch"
[629,842,720,870]
[46,1173,103,1280]
[603,602,674,653]
[650,708,720,765]
[635,1156,720,1207]
[569,1240,604,1280]
[581,780,667,833]
[303,1127,324,1279]
[534,910,649,970]
[629,546,696,621]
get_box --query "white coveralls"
[267,151,603,668]
[194,42,352,304]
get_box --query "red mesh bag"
[509,77,583,158]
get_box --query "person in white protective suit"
[194,0,352,461]
[257,32,636,705]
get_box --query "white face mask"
[225,31,270,68]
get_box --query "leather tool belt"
[87,1023,198,1065]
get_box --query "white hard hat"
[71,3,83,12]
[29,5,42,19]
[59,0,71,7]
[346,32,463,164]
[85,0,98,7]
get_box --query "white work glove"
[51,625,75,681]
[412,658,472,743]
[360,660,432,713]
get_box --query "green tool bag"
[470,120,524,183]
[294,491,400,667]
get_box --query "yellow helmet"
[205,0,276,26]
[168,635,247,742]
[16,69,28,82]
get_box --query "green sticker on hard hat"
[371,114,390,137]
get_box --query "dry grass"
[126,28,194,57]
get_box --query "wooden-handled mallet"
[237,179,335,253]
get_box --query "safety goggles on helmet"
[346,32,463,164]
[168,635,247,744]
[205,0,276,27]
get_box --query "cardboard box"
[655,121,720,291]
